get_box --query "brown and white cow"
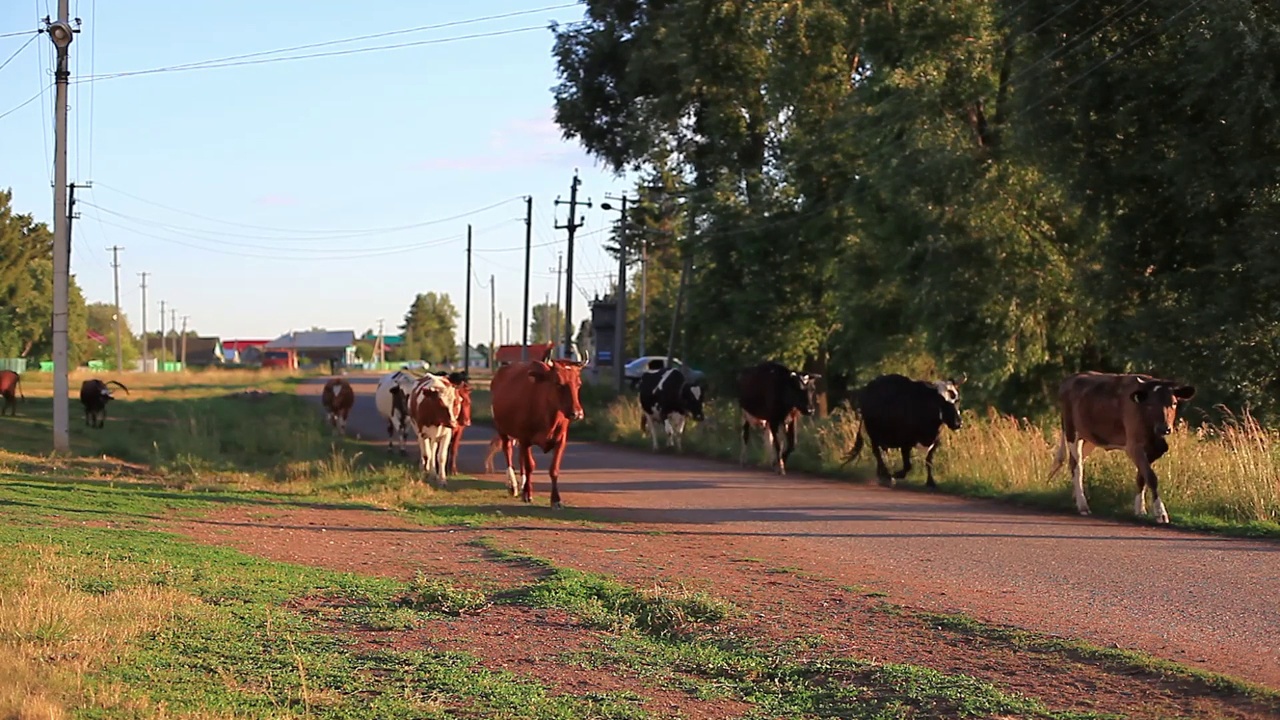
[408,374,459,487]
[320,378,355,435]
[0,369,23,417]
[1047,371,1196,525]
[486,357,586,508]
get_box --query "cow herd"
[0,357,1199,526]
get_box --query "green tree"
[399,292,458,365]
[85,302,140,369]
[529,302,564,345]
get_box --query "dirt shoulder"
[171,504,1280,720]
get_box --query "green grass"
[561,386,1280,538]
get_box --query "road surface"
[299,375,1280,689]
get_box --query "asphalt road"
[298,375,1280,689]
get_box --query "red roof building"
[494,343,555,365]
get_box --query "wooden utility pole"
[464,225,473,370]
[138,272,149,371]
[376,318,385,365]
[107,244,125,371]
[180,315,189,366]
[554,171,590,359]
[170,307,177,368]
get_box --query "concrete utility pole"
[67,181,82,267]
[376,318,385,365]
[46,2,76,452]
[639,236,648,357]
[498,311,504,347]
[138,272,149,371]
[464,225,472,371]
[549,253,562,354]
[554,171,590,360]
[170,307,177,367]
[506,317,511,347]
[543,293,550,342]
[601,194,633,392]
[107,245,124,371]
[489,275,495,368]
[180,315,189,366]
[521,195,532,361]
[159,300,167,371]
[667,256,692,366]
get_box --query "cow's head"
[529,359,585,421]
[786,371,821,416]
[933,374,966,431]
[1130,378,1196,436]
[682,382,706,421]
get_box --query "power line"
[73,24,564,84]
[0,83,47,121]
[91,182,524,235]
[115,4,578,74]
[0,29,40,39]
[0,32,37,73]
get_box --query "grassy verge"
[559,384,1280,538]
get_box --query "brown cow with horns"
[484,355,587,508]
[1047,371,1196,525]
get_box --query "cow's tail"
[1047,430,1068,479]
[837,390,864,469]
[106,380,130,395]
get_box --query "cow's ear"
[1131,389,1149,404]
[527,364,550,382]
[1173,385,1196,400]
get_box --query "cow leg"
[893,447,912,480]
[505,438,520,497]
[447,426,464,476]
[435,428,453,489]
[548,441,568,509]
[924,442,939,488]
[519,442,536,503]
[739,420,751,465]
[1127,446,1169,524]
[1068,439,1090,515]
[781,417,798,463]
[648,412,663,451]
[871,443,893,486]
[770,421,787,475]
[668,414,686,452]
[1133,468,1148,517]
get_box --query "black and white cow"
[736,361,821,475]
[374,370,419,454]
[840,373,965,488]
[638,367,705,452]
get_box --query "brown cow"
[487,358,586,508]
[1047,372,1196,525]
[320,378,355,435]
[408,373,459,486]
[444,372,472,477]
[0,370,23,416]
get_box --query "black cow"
[737,361,821,474]
[79,378,130,428]
[840,373,965,488]
[638,367,705,452]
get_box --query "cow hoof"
[551,501,563,510]
[1078,510,1091,516]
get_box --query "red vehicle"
[261,349,298,370]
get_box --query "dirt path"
[299,375,1280,693]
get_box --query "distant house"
[455,343,487,368]
[143,335,224,368]
[222,339,270,365]
[494,343,555,366]
[267,330,357,369]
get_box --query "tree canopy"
[399,292,459,365]
[552,0,1280,419]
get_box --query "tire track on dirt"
[298,375,1280,691]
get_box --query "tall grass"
[575,393,1280,532]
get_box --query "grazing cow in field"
[0,370,23,416]
[1047,372,1196,525]
[487,357,586,507]
[320,378,355,435]
[444,372,472,476]
[839,373,966,488]
[374,370,418,454]
[408,374,459,486]
[736,361,821,475]
[79,378,129,428]
[638,367,704,452]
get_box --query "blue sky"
[0,1,631,344]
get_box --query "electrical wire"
[74,24,560,83]
[0,83,47,121]
[91,183,524,235]
[0,29,39,39]
[0,32,37,74]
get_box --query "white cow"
[374,370,420,455]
